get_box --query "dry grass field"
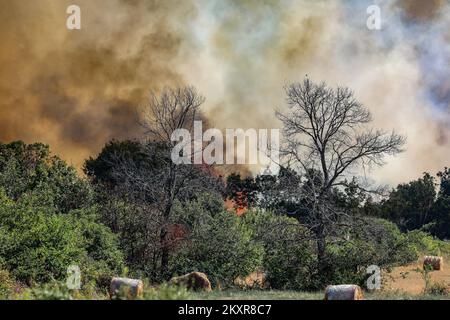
[190,257,450,300]
[383,257,449,296]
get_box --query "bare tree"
[102,87,223,279]
[276,78,406,275]
[140,86,204,143]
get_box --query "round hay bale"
[169,272,212,292]
[234,271,268,289]
[110,277,144,299]
[423,256,443,271]
[324,284,364,300]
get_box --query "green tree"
[431,168,450,238]
[275,78,405,283]
[0,141,94,213]
[86,139,224,280]
[380,173,436,231]
[84,140,148,186]
[0,141,123,285]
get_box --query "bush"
[171,205,263,288]
[0,189,123,285]
[325,218,419,286]
[0,191,85,283]
[325,240,372,286]
[405,230,440,256]
[71,209,124,288]
[405,230,450,257]
[243,210,316,290]
[0,142,124,288]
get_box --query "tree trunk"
[317,234,326,266]
[316,227,326,265]
[160,207,172,279]
[315,224,331,284]
[160,164,176,279]
[160,229,170,279]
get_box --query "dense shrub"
[324,218,418,286]
[0,142,124,287]
[171,200,264,287]
[98,197,164,280]
[244,213,421,290]
[243,210,317,290]
[405,230,450,257]
[0,190,84,283]
[360,218,418,264]
[0,189,123,285]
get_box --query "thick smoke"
[0,0,450,185]
[182,0,450,185]
[0,0,196,166]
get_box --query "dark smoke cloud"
[0,0,195,166]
